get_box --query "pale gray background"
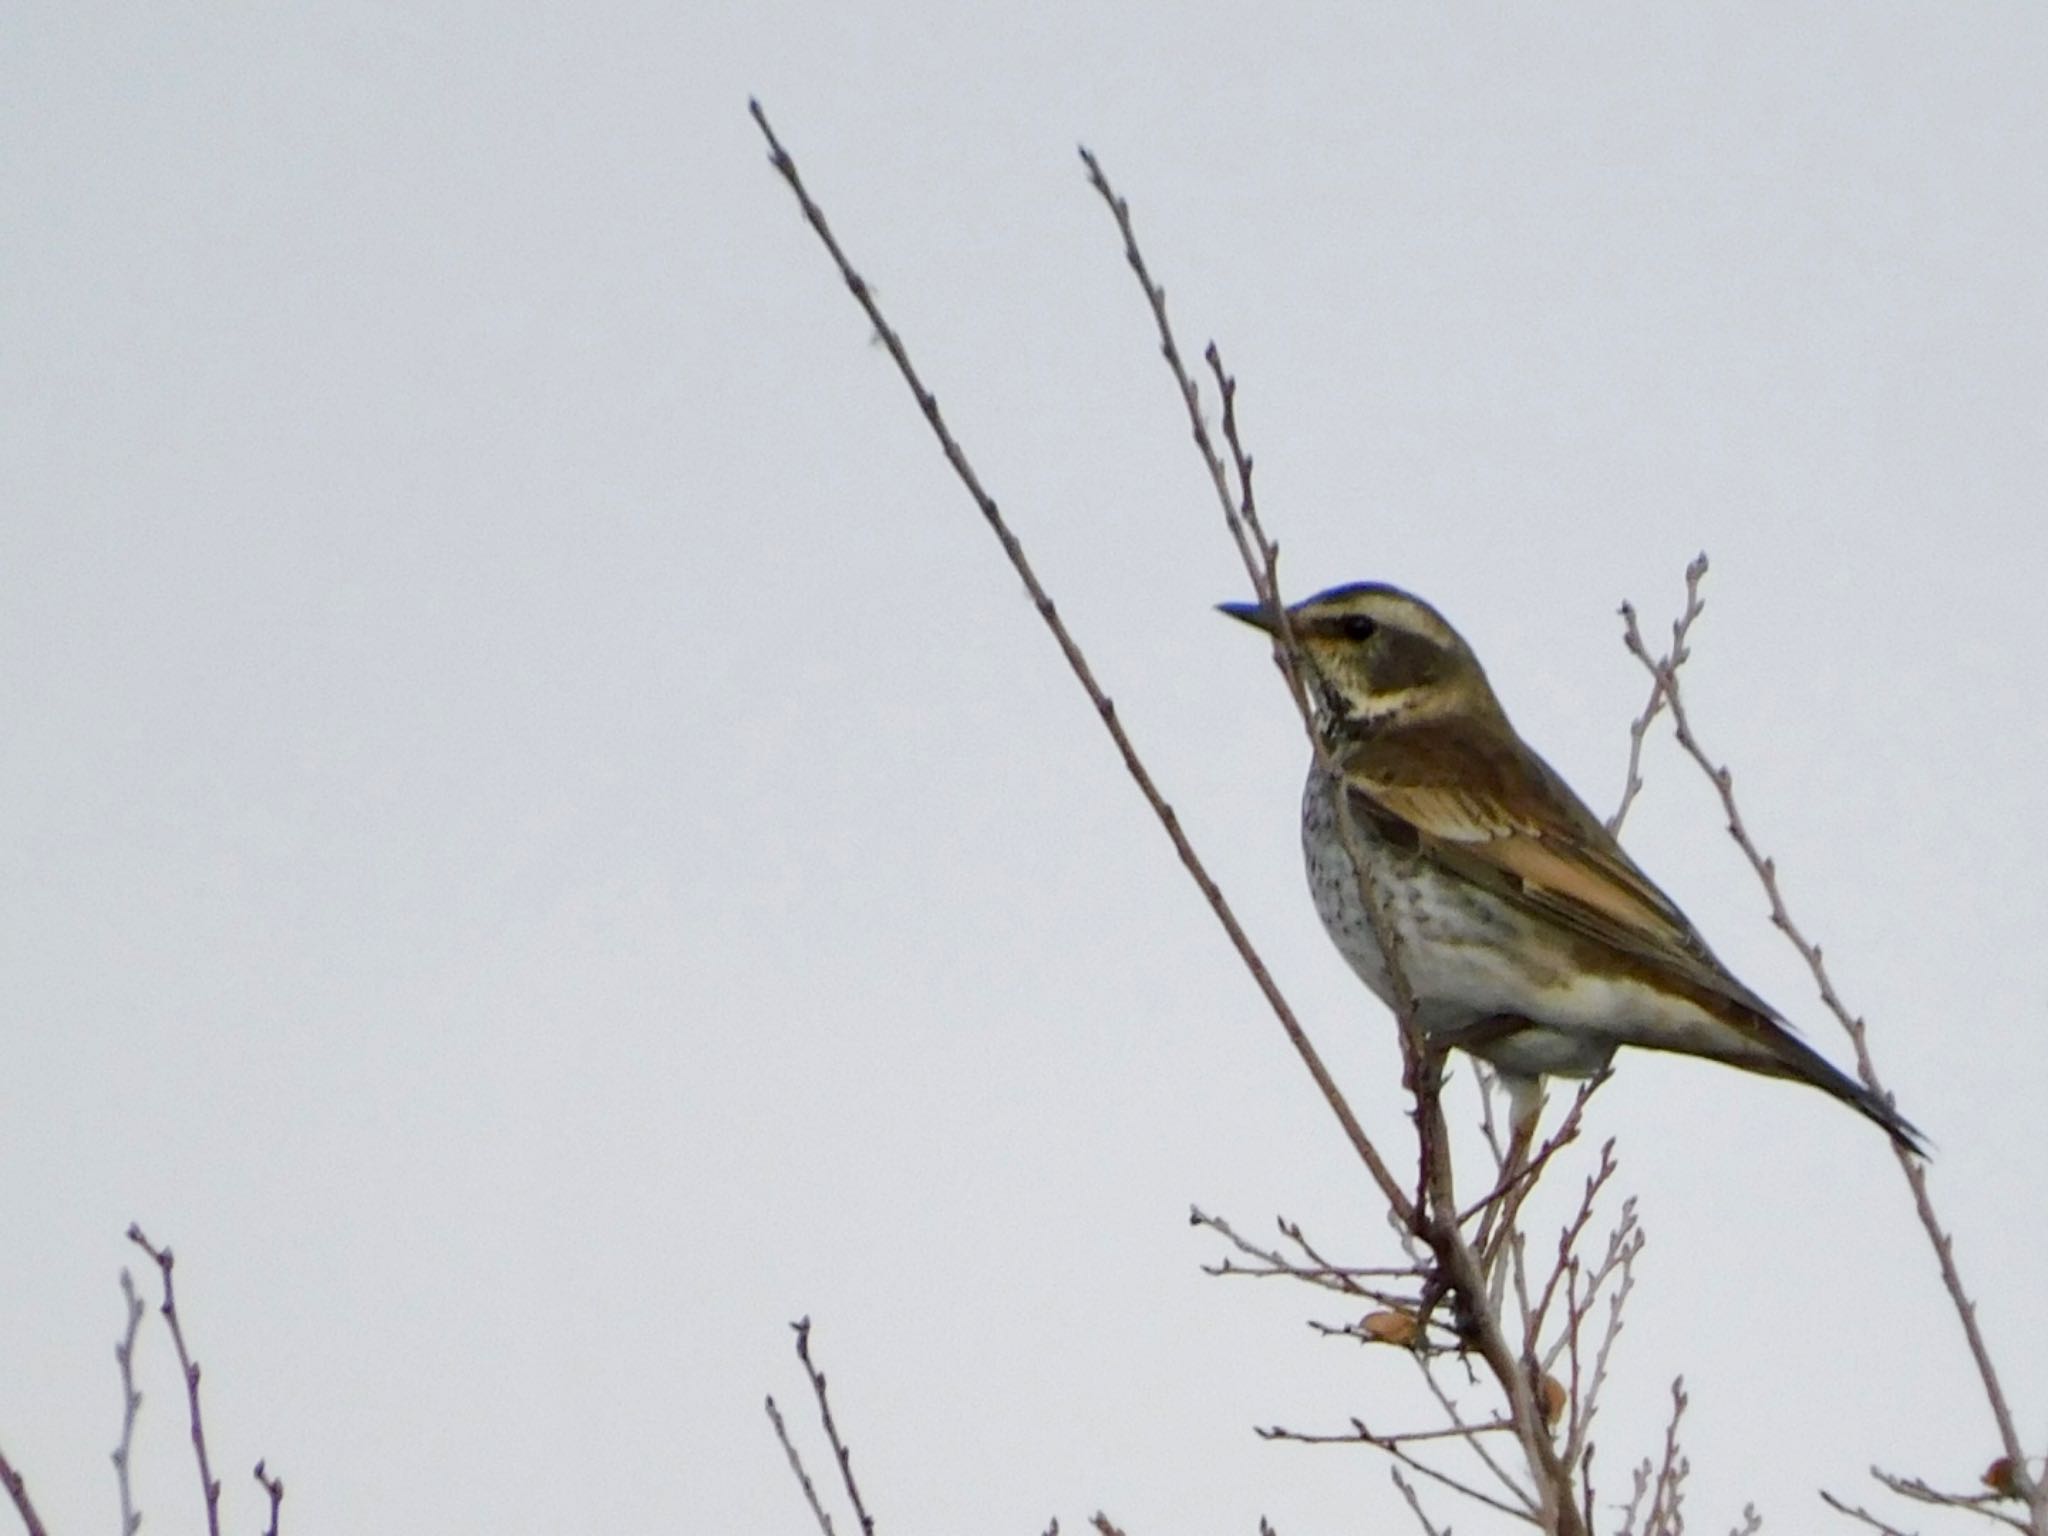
[5,4,2044,1532]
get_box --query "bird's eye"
[1340,615,1379,641]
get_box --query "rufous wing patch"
[1487,835,1673,938]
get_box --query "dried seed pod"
[1361,1310,1420,1346]
[1538,1373,1568,1427]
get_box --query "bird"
[1221,581,1925,1157]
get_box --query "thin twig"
[1526,1142,1620,1350]
[789,1319,875,1536]
[1082,145,1431,1244]
[766,1394,838,1536]
[1621,562,2042,1531]
[1380,1438,1539,1524]
[1818,1489,1915,1536]
[1260,1415,1518,1448]
[1391,1465,1454,1536]
[1560,1213,1642,1472]
[1080,130,1583,1536]
[1190,1207,1414,1296]
[1873,1467,2034,1532]
[1473,1078,1607,1279]
[757,102,1596,1534]
[1459,1078,1603,1228]
[1562,1264,1586,1478]
[1607,553,1707,836]
[129,1224,222,1536]
[0,1445,48,1536]
[1201,342,1320,741]
[1076,150,1291,674]
[114,1268,146,1536]
[749,98,1413,1226]
[253,1460,285,1536]
[1617,1456,1654,1536]
[1421,1153,1586,1532]
[1411,1351,1537,1508]
[1260,1418,1536,1522]
[1645,1379,1691,1534]
[1278,1217,1422,1294]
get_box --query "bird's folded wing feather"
[1337,725,1783,1022]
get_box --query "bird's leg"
[1473,1073,1545,1273]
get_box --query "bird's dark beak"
[1217,599,1282,634]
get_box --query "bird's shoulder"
[1333,715,1605,848]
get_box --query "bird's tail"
[1753,1026,1928,1157]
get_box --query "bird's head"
[1220,582,1505,730]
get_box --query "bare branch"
[1412,1358,1539,1508]
[748,98,1411,1226]
[1073,149,1290,659]
[129,1224,222,1536]
[1189,1207,1418,1297]
[1617,1455,1653,1536]
[1647,1379,1691,1533]
[1080,131,1589,1536]
[1279,1216,1433,1306]
[1620,561,2042,1530]
[1259,1414,1518,1449]
[790,1318,876,1536]
[756,102,1628,1536]
[1527,1142,1620,1350]
[1607,553,1707,836]
[1871,1466,2034,1532]
[1461,1080,1606,1231]
[765,1393,838,1536]
[1611,1382,1692,1536]
[1391,1465,1454,1536]
[1558,1205,1643,1472]
[1819,1489,1916,1536]
[1474,1078,1609,1286]
[0,1444,48,1536]
[113,1267,146,1536]
[253,1460,285,1536]
[1259,1418,1536,1522]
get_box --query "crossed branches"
[748,98,2039,1536]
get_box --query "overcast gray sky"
[5,4,2044,1532]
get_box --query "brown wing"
[1332,718,1929,1154]
[1337,720,1780,1020]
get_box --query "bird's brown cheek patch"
[1366,630,1451,696]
